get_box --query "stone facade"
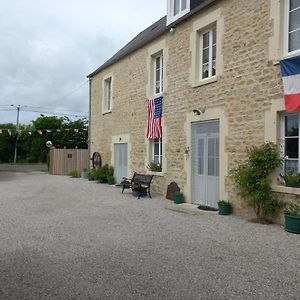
[89,0,300,222]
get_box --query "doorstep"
[165,202,218,216]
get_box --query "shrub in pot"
[87,169,96,181]
[81,168,89,179]
[284,203,300,234]
[283,173,300,188]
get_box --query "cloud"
[0,0,166,124]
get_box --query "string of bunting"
[0,128,88,136]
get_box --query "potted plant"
[107,176,115,185]
[149,162,162,172]
[173,191,184,204]
[218,200,232,215]
[284,203,300,234]
[283,173,300,188]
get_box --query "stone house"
[88,0,300,219]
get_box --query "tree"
[0,124,16,163]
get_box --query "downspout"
[88,77,92,167]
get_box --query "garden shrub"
[231,142,283,219]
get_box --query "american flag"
[146,96,162,139]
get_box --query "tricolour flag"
[146,96,162,139]
[280,55,300,112]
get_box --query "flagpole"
[11,104,20,164]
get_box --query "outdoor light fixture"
[192,107,206,115]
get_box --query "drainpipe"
[88,77,92,167]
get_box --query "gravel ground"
[0,172,299,300]
[0,164,48,172]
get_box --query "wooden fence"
[49,148,89,175]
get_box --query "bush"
[231,142,283,219]
[68,170,80,178]
[93,164,114,183]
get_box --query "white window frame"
[154,54,163,96]
[167,0,190,26]
[281,112,300,174]
[199,26,217,81]
[285,0,300,55]
[149,138,163,172]
[104,77,112,112]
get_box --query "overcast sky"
[0,0,166,125]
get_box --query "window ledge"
[146,170,164,177]
[102,110,112,115]
[272,185,300,195]
[192,76,218,88]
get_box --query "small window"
[150,138,162,172]
[104,77,112,112]
[287,0,300,53]
[282,113,300,174]
[167,0,190,25]
[154,54,163,95]
[199,26,217,80]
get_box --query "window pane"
[182,0,187,10]
[285,138,299,158]
[213,28,217,44]
[202,32,209,48]
[212,61,216,76]
[285,159,299,174]
[289,29,300,52]
[289,9,300,32]
[202,48,209,64]
[285,115,299,136]
[198,157,204,175]
[290,0,300,10]
[202,63,209,79]
[174,0,180,15]
[212,45,216,60]
[156,56,161,70]
[208,158,215,176]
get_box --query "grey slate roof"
[87,0,216,78]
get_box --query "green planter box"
[218,202,232,215]
[284,213,300,234]
[173,193,184,204]
[107,178,115,185]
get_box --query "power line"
[34,80,88,108]
[22,108,88,118]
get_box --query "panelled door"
[191,120,219,208]
[114,143,128,184]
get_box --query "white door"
[191,120,219,208]
[114,143,128,184]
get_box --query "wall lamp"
[192,107,206,115]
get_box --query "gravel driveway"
[0,172,299,300]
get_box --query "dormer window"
[167,0,190,26]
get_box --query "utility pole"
[11,105,20,164]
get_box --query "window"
[286,0,300,53]
[167,0,190,25]
[282,113,300,174]
[200,26,216,80]
[154,54,163,95]
[104,77,112,112]
[149,138,162,172]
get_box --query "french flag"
[280,55,300,112]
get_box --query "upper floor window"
[154,54,163,95]
[200,26,216,80]
[104,77,112,112]
[167,0,190,25]
[286,0,300,53]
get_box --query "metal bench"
[121,172,154,199]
